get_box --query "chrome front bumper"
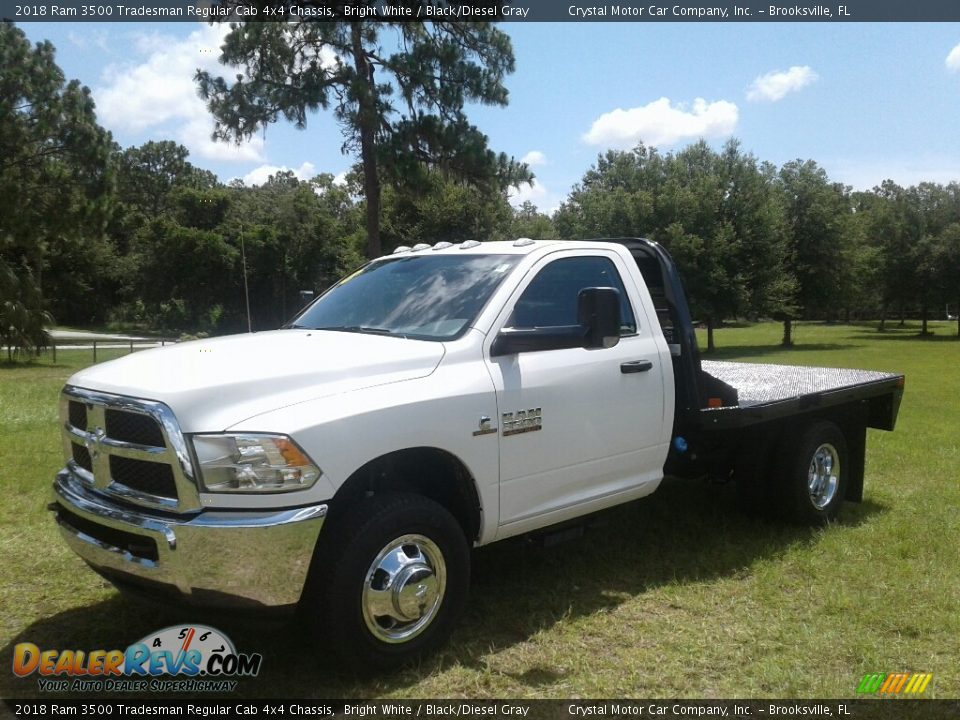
[51,469,327,610]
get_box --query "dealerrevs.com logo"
[13,624,262,693]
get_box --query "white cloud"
[746,66,819,103]
[583,97,738,149]
[68,30,110,52]
[947,43,960,73]
[95,24,264,163]
[242,161,317,187]
[508,179,560,214]
[521,150,547,167]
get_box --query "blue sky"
[21,21,960,213]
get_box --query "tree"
[510,201,555,240]
[0,258,52,360]
[866,181,923,329]
[196,20,531,258]
[905,183,960,335]
[0,22,114,342]
[554,140,791,352]
[656,142,751,351]
[913,233,940,335]
[715,143,793,329]
[131,208,238,333]
[932,223,960,337]
[116,140,219,221]
[221,171,364,329]
[776,160,850,345]
[554,144,662,239]
[106,142,227,328]
[840,193,883,322]
[381,169,514,248]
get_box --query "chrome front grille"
[68,400,87,431]
[60,386,200,513]
[109,455,178,498]
[105,408,166,447]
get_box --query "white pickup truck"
[51,238,904,669]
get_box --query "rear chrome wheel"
[777,420,848,525]
[808,443,840,510]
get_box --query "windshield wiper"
[313,325,402,336]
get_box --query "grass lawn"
[1,322,957,699]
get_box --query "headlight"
[191,434,321,493]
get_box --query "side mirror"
[578,287,621,349]
[490,286,621,357]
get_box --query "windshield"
[290,253,521,341]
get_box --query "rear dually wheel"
[777,420,848,525]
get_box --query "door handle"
[621,360,653,374]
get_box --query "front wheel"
[302,493,470,671]
[776,420,848,525]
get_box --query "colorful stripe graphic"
[857,672,932,695]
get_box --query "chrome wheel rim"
[808,443,840,510]
[361,534,446,644]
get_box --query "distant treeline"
[553,141,960,349]
[3,24,959,354]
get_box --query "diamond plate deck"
[701,360,900,408]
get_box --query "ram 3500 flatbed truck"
[51,238,903,668]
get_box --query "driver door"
[485,250,670,537]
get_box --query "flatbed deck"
[700,360,904,429]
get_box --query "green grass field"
[1,322,958,699]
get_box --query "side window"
[508,256,637,334]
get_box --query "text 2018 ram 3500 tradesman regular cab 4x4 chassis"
[51,238,903,668]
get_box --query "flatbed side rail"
[699,374,905,431]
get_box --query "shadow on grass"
[1,480,886,699]
[701,343,862,360]
[844,329,960,343]
[0,361,73,371]
[1,359,49,369]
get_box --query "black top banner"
[4,699,960,719]
[4,0,960,23]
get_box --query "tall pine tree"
[197,20,531,258]
[0,22,114,348]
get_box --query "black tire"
[302,493,470,671]
[775,420,848,525]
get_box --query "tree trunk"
[706,317,716,353]
[898,301,905,327]
[351,23,381,259]
[879,304,887,331]
[280,250,287,321]
[921,303,928,335]
[782,318,794,347]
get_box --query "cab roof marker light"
[393,246,412,254]
[411,243,431,252]
[432,242,453,250]
[459,240,481,249]
[513,237,535,247]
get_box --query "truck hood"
[67,329,445,432]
